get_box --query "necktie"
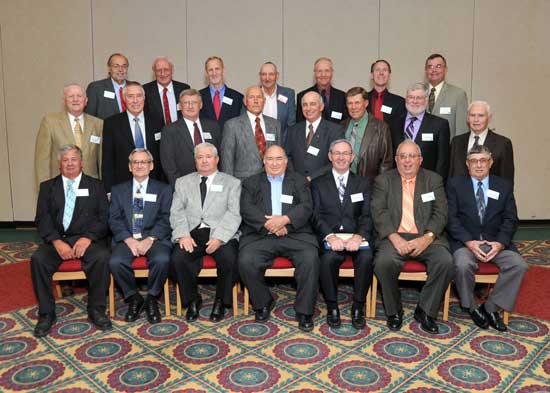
[349,123,358,149]
[193,122,203,146]
[120,86,126,112]
[306,124,315,146]
[373,91,384,120]
[63,179,76,231]
[132,184,144,238]
[401,179,415,232]
[473,135,480,147]
[134,118,145,148]
[213,90,221,119]
[476,181,486,223]
[255,117,266,159]
[338,175,346,203]
[74,117,83,148]
[428,87,436,113]
[321,89,329,118]
[405,117,417,139]
[162,87,172,124]
[200,176,207,206]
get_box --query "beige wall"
[0,0,548,220]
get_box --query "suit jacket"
[101,111,164,193]
[239,170,318,249]
[170,171,241,243]
[35,112,103,188]
[389,112,450,180]
[311,171,372,243]
[430,82,468,139]
[286,119,344,180]
[367,89,406,124]
[85,77,123,120]
[448,129,514,184]
[160,117,221,187]
[296,85,349,124]
[272,84,296,147]
[199,85,243,131]
[371,168,449,249]
[446,175,518,253]
[220,113,282,180]
[143,80,190,127]
[35,174,109,243]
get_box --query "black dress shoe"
[326,307,341,328]
[88,310,112,331]
[125,294,145,322]
[145,296,162,324]
[210,298,226,322]
[254,299,275,322]
[34,313,56,338]
[186,296,203,322]
[296,313,314,332]
[414,306,439,334]
[387,311,403,331]
[480,304,507,332]
[469,306,489,329]
[351,304,366,330]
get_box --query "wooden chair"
[474,262,510,324]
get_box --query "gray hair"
[396,139,422,156]
[468,100,492,116]
[301,91,323,106]
[128,148,154,162]
[152,56,174,71]
[467,144,492,158]
[406,82,429,97]
[194,142,218,159]
[63,83,86,97]
[260,61,278,73]
[329,139,353,152]
[58,144,82,160]
[123,81,145,97]
[179,88,202,102]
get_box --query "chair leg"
[109,275,115,318]
[244,287,249,315]
[370,276,378,318]
[442,283,451,321]
[55,283,62,298]
[176,284,182,317]
[164,280,170,316]
[365,285,371,318]
[503,311,510,325]
[232,283,239,316]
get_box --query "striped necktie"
[338,175,346,203]
[63,179,76,231]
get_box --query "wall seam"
[90,0,95,78]
[470,0,476,98]
[185,0,189,83]
[378,0,382,57]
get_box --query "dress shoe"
[469,306,489,329]
[296,313,314,332]
[186,296,203,322]
[480,304,507,332]
[326,307,341,328]
[351,304,366,330]
[125,294,145,322]
[34,313,56,338]
[88,309,112,330]
[414,306,439,334]
[387,311,403,331]
[144,295,162,324]
[209,298,226,322]
[254,299,275,322]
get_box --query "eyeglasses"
[131,160,152,166]
[330,151,353,157]
[397,153,421,160]
[406,95,426,102]
[110,64,129,70]
[467,158,490,166]
[426,64,445,70]
[181,101,200,107]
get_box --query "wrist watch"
[424,230,435,239]
[148,236,157,242]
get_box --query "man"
[311,139,373,329]
[371,140,453,334]
[367,59,406,124]
[259,61,296,146]
[449,101,514,184]
[425,53,468,139]
[286,92,344,181]
[221,85,281,180]
[199,56,243,130]
[447,145,527,331]
[342,86,393,183]
[85,53,129,119]
[161,89,221,186]
[170,143,241,322]
[296,57,348,124]
[31,145,111,337]
[102,82,164,193]
[109,148,172,324]
[389,83,450,180]
[35,84,103,189]
[143,57,190,127]
[239,145,319,332]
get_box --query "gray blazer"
[84,77,122,120]
[274,84,296,146]
[431,82,468,139]
[170,171,241,243]
[220,113,281,180]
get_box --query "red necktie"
[120,86,126,112]
[163,87,172,124]
[213,90,221,119]
[255,117,266,159]
[373,91,383,120]
[193,122,203,146]
[306,124,314,146]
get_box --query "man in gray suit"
[371,139,453,334]
[170,142,241,322]
[425,53,468,139]
[221,85,282,180]
[259,62,296,147]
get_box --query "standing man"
[425,53,468,138]
[31,145,111,337]
[109,148,172,324]
[286,92,344,181]
[367,59,406,124]
[170,143,241,322]
[143,57,190,127]
[221,86,281,180]
[311,139,373,329]
[447,145,527,331]
[161,89,221,187]
[342,86,393,183]
[199,56,243,131]
[259,61,296,147]
[85,53,129,119]
[296,57,348,124]
[371,140,453,334]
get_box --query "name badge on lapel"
[421,192,435,202]
[439,107,451,115]
[421,133,434,142]
[265,133,276,142]
[203,132,212,140]
[76,189,89,197]
[307,146,319,156]
[487,189,500,200]
[103,90,115,99]
[331,111,343,120]
[281,194,293,204]
[381,105,392,114]
[90,135,101,144]
[350,193,364,202]
[154,132,161,141]
[277,94,288,103]
[144,194,157,202]
[211,184,223,192]
[222,96,233,105]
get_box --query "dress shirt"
[331,169,349,189]
[67,113,85,136]
[246,112,267,136]
[112,79,127,112]
[467,129,489,151]
[262,87,278,119]
[267,174,284,216]
[428,81,444,103]
[470,175,489,206]
[183,117,205,141]
[132,176,150,202]
[127,112,147,148]
[62,172,82,194]
[158,82,178,122]
[404,112,425,141]
[345,113,368,171]
[198,171,218,228]
[305,117,322,139]
[317,85,331,103]
[397,176,418,234]
[209,84,226,105]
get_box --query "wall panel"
[0,24,13,220]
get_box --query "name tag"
[487,189,500,200]
[381,105,392,114]
[144,193,157,202]
[265,133,276,142]
[133,232,142,239]
[154,132,161,141]
[439,107,451,115]
[421,133,434,142]
[211,184,223,192]
[307,146,319,156]
[103,90,115,99]
[351,193,364,203]
[90,135,101,144]
[203,132,212,140]
[222,96,233,105]
[277,94,288,103]
[281,194,293,204]
[331,111,343,120]
[76,189,89,197]
[421,192,435,202]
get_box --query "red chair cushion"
[131,257,148,269]
[477,263,500,275]
[402,260,427,273]
[57,259,83,272]
[203,255,216,269]
[341,255,354,269]
[271,257,294,269]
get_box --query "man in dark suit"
[286,91,344,181]
[371,140,453,334]
[367,59,406,124]
[160,89,221,187]
[143,57,190,127]
[199,56,243,131]
[102,82,164,193]
[389,83,450,180]
[239,145,319,332]
[85,53,129,119]
[31,144,112,337]
[311,139,373,329]
[449,101,514,184]
[447,145,527,331]
[296,57,348,124]
[109,148,172,324]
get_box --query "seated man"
[371,139,453,334]
[109,148,172,324]
[311,139,373,329]
[31,144,111,337]
[170,142,241,322]
[239,145,320,332]
[447,145,528,331]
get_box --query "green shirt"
[345,113,369,172]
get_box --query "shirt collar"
[332,169,349,184]
[133,177,149,192]
[247,111,263,123]
[307,117,322,131]
[127,111,145,122]
[267,173,285,182]
[157,82,173,93]
[111,78,126,89]
[62,172,82,188]
[261,85,277,98]
[209,84,226,95]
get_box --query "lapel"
[53,176,66,227]
[70,175,89,228]
[416,113,430,142]
[412,170,425,223]
[243,115,262,161]
[391,171,403,222]
[220,87,233,118]
[483,130,497,151]
[281,175,292,215]
[143,180,156,225]
[103,78,120,113]
[80,114,95,154]
[435,82,449,108]
[341,172,355,211]
[150,85,163,120]
[123,113,136,148]
[123,181,134,229]
[144,114,157,148]
[326,172,343,211]
[59,113,77,145]
[276,85,286,118]
[260,174,272,215]
[201,89,216,119]
[180,119,195,151]
[202,172,218,212]
[483,175,498,224]
[311,120,325,148]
